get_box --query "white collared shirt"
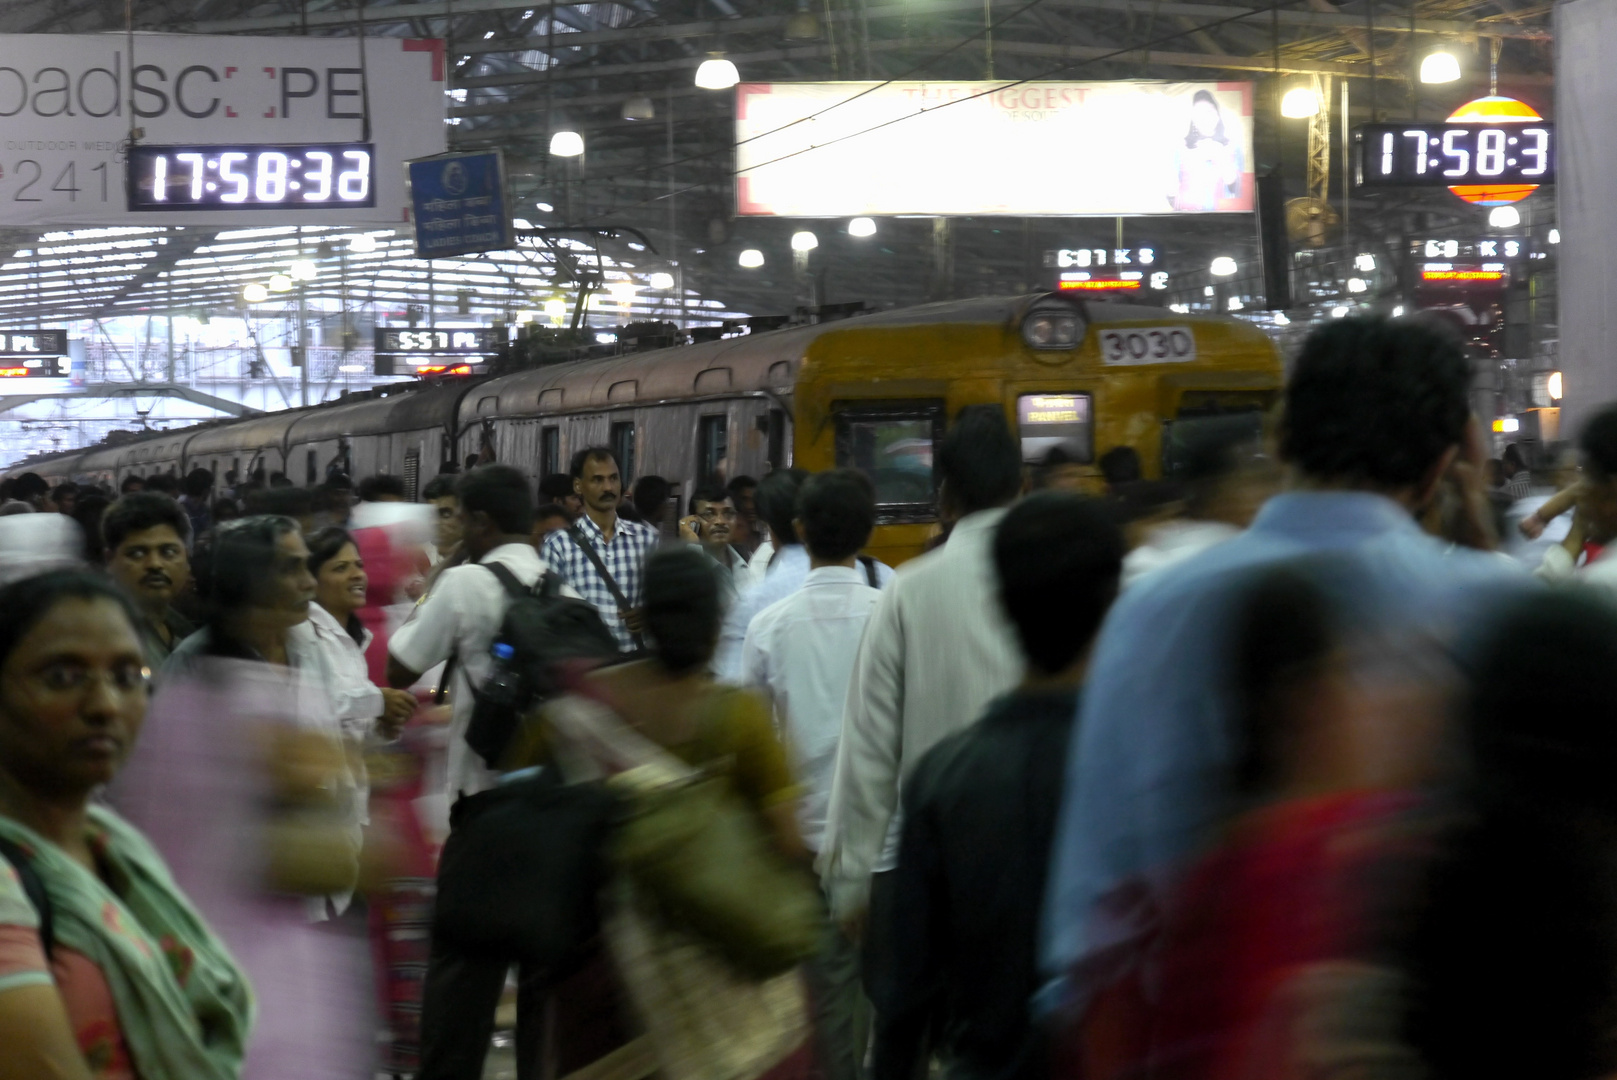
[818,508,1024,917]
[292,602,383,741]
[389,541,549,798]
[740,564,882,853]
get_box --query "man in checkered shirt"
[541,446,660,651]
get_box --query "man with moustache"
[541,447,659,652]
[680,481,752,594]
[102,492,195,668]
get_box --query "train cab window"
[698,415,728,481]
[611,421,637,486]
[1160,390,1275,477]
[834,400,944,522]
[541,427,560,477]
[1017,393,1093,464]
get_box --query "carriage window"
[612,421,636,486]
[1017,394,1093,464]
[541,427,560,477]
[698,415,728,481]
[834,400,944,522]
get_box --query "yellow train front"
[790,294,1283,566]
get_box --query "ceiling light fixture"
[695,55,740,90]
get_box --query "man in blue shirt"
[1040,316,1525,1016]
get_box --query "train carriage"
[4,294,1282,565]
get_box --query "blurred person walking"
[102,494,195,670]
[541,449,658,652]
[1532,404,1617,597]
[819,406,1025,962]
[631,475,673,533]
[740,469,884,1080]
[1041,317,1523,1037]
[550,547,814,1080]
[875,493,1123,1080]
[0,570,252,1080]
[107,516,376,1080]
[1123,420,1277,589]
[1395,592,1617,1079]
[179,468,214,542]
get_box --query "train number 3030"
[1100,327,1197,366]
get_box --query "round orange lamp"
[1446,95,1545,206]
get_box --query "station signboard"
[406,150,510,258]
[0,34,445,226]
[736,81,1254,217]
[0,330,67,356]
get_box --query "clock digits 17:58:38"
[126,144,375,210]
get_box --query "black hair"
[190,514,301,613]
[1227,565,1338,798]
[422,474,458,502]
[757,468,810,547]
[643,547,725,675]
[146,474,180,497]
[534,502,570,523]
[306,526,357,576]
[455,464,533,535]
[357,474,407,502]
[938,405,1022,514]
[1099,446,1142,486]
[1170,415,1265,515]
[632,475,672,522]
[1184,88,1228,147]
[243,486,314,520]
[51,482,79,502]
[538,473,576,502]
[72,494,112,564]
[119,475,144,494]
[13,472,48,501]
[797,468,876,562]
[1579,405,1617,481]
[687,481,731,516]
[183,468,214,499]
[1500,443,1528,475]
[727,475,759,501]
[0,569,146,673]
[1281,316,1471,490]
[568,447,618,480]
[103,492,192,555]
[325,472,353,491]
[993,492,1123,675]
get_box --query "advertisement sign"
[0,34,445,226]
[406,150,509,258]
[736,81,1254,217]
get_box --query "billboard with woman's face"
[735,80,1253,217]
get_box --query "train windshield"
[834,400,944,522]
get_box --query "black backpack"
[464,563,621,769]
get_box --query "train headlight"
[1022,311,1083,350]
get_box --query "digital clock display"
[127,144,375,211]
[1356,123,1554,187]
[0,330,67,358]
[375,328,504,355]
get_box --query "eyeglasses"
[27,662,150,696]
[697,507,738,522]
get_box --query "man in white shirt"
[819,405,1025,933]
[741,468,883,1080]
[716,468,895,682]
[387,464,551,801]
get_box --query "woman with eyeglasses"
[0,569,250,1080]
[108,516,376,1080]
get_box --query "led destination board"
[0,330,67,357]
[374,328,504,355]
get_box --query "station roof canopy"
[0,0,1553,323]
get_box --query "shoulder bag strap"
[859,555,879,588]
[0,837,53,960]
[481,559,531,600]
[567,525,645,650]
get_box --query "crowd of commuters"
[5,312,1617,1080]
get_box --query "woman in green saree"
[0,568,251,1080]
